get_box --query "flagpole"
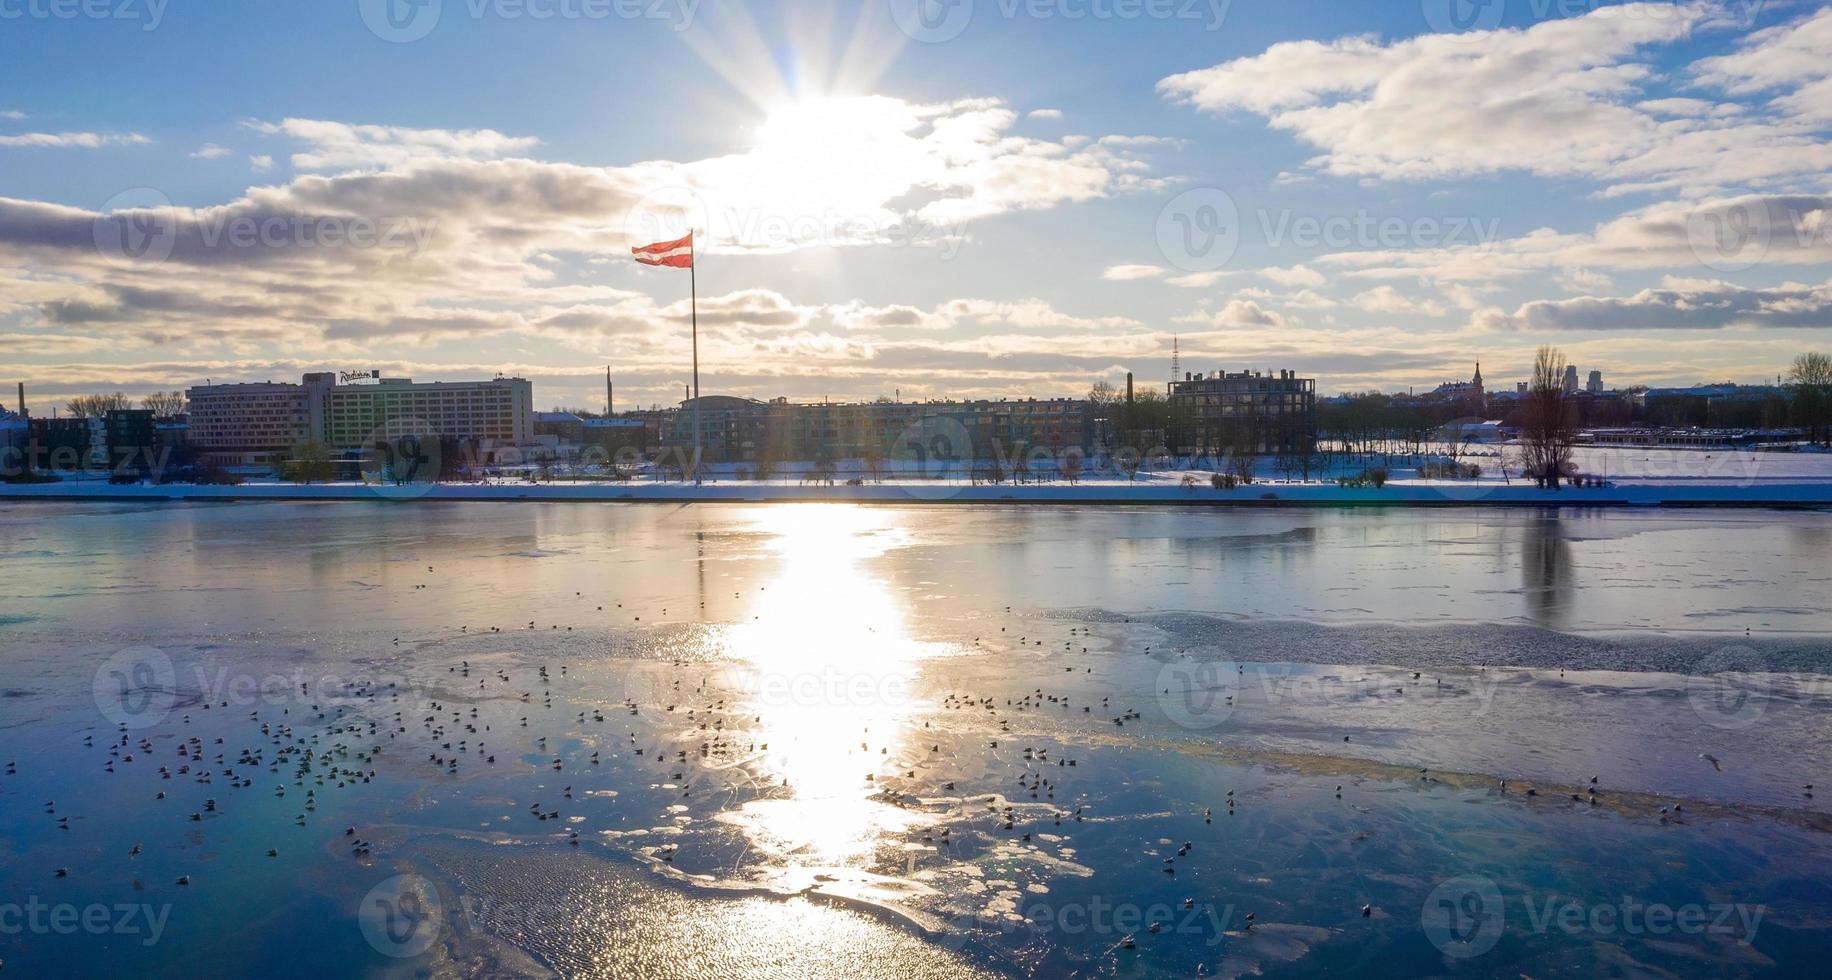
[690,231,701,485]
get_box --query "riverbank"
[5,476,1832,507]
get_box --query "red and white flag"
[632,232,693,268]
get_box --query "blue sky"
[1,0,1829,412]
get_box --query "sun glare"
[714,506,949,865]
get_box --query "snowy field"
[4,445,1830,506]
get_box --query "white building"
[187,372,535,468]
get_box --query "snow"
[5,447,1829,506]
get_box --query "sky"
[1,0,1829,414]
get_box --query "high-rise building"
[1587,370,1604,395]
[186,380,323,468]
[1563,365,1580,394]
[187,372,534,467]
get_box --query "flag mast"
[689,230,700,485]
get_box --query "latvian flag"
[632,232,693,268]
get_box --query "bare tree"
[66,393,132,418]
[861,449,887,483]
[283,441,335,484]
[1519,346,1578,488]
[142,391,187,418]
[1788,351,1832,446]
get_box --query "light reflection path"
[712,505,956,866]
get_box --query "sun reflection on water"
[715,505,953,866]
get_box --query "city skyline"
[3,1,1830,414]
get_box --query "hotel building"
[187,372,533,467]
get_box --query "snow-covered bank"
[5,476,1831,507]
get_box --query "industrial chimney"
[16,381,23,418]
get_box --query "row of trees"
[61,391,187,419]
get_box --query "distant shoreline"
[4,480,1831,508]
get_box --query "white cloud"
[0,109,25,121]
[1480,276,1832,332]
[1320,193,1832,283]
[1692,7,1832,124]
[0,132,149,149]
[247,118,541,171]
[1351,285,1447,317]
[1157,4,1832,196]
[1028,108,1064,120]
[1174,298,1288,329]
[1166,270,1230,288]
[248,154,274,172]
[1259,264,1325,288]
[190,143,233,160]
[1102,263,1165,281]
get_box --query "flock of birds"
[9,574,1818,976]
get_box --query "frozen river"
[1,501,1828,977]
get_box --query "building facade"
[186,372,534,467]
[186,378,327,467]
[1168,369,1317,455]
